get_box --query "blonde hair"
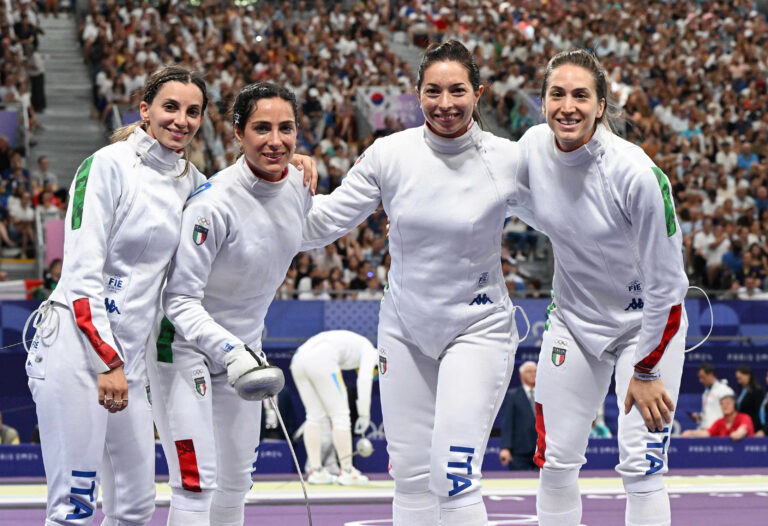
[111,64,208,177]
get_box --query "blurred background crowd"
[0,0,767,301]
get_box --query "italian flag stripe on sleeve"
[651,166,676,237]
[156,316,175,363]
[634,304,682,374]
[71,156,94,231]
[73,298,123,369]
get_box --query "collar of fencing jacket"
[423,119,482,155]
[129,126,184,172]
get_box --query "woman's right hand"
[98,366,129,413]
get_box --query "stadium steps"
[31,15,106,190]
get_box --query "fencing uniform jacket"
[516,123,689,374]
[293,330,379,413]
[49,127,206,376]
[163,157,312,360]
[302,122,526,358]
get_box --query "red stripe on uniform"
[534,402,546,468]
[634,304,682,374]
[73,298,123,369]
[175,439,202,492]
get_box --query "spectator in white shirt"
[35,189,61,228]
[31,155,57,187]
[8,191,35,258]
[732,185,755,218]
[736,277,768,300]
[715,142,738,174]
[690,363,735,430]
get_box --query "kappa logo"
[104,298,121,314]
[625,298,644,311]
[552,347,566,366]
[469,293,493,305]
[193,216,210,245]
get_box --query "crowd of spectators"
[682,363,768,441]
[393,0,768,298]
[0,1,57,261]
[79,0,415,297]
[54,1,768,298]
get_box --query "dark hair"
[232,82,299,134]
[111,64,208,176]
[540,49,611,127]
[416,40,483,126]
[736,365,760,392]
[698,362,716,376]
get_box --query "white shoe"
[225,344,285,401]
[336,467,369,486]
[307,469,336,485]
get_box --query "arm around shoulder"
[301,141,383,250]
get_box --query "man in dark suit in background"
[499,361,538,470]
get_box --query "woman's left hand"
[624,376,675,432]
[291,154,318,195]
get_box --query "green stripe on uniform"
[156,317,175,363]
[651,166,676,237]
[544,289,556,331]
[71,156,94,230]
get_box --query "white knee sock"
[626,487,670,526]
[304,420,324,471]
[168,488,213,526]
[210,491,246,526]
[331,426,353,472]
[537,469,581,526]
[440,501,487,526]
[167,507,210,526]
[210,502,244,526]
[393,490,439,526]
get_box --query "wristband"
[634,370,661,381]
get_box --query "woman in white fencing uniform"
[25,65,208,526]
[147,82,312,526]
[290,329,378,485]
[517,50,689,526]
[301,40,528,526]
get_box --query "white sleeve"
[189,164,209,191]
[505,129,541,231]
[162,195,242,353]
[59,153,125,373]
[355,343,379,417]
[301,143,382,250]
[627,164,689,374]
